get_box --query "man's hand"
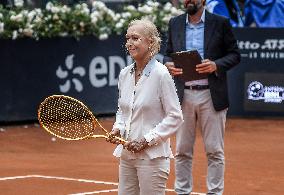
[106,128,121,145]
[165,62,183,76]
[196,59,217,74]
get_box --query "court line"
[0,175,118,185]
[0,175,206,195]
[70,189,205,195]
[69,189,118,195]
[0,175,36,181]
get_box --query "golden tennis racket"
[38,95,126,144]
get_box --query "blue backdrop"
[1,28,283,122]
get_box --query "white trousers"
[175,89,227,195]
[118,157,170,195]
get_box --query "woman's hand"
[124,138,149,153]
[106,128,121,145]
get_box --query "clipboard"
[170,50,208,82]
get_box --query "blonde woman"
[107,19,183,195]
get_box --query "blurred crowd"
[0,0,283,27]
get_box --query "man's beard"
[186,1,202,15]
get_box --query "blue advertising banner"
[0,28,283,122]
[1,35,130,122]
[228,28,284,117]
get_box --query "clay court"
[1,117,283,195]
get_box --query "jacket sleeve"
[215,18,241,75]
[112,72,126,136]
[163,18,174,64]
[144,71,183,146]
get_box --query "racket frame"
[38,95,126,144]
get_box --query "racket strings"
[39,96,94,140]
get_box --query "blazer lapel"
[177,14,187,51]
[204,11,216,58]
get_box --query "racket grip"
[106,133,127,145]
[113,136,127,145]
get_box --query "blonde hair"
[128,18,161,56]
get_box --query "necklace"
[136,70,142,77]
[134,64,143,77]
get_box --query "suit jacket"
[163,10,241,111]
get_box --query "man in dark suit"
[163,0,240,194]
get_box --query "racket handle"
[106,133,127,145]
[113,136,127,145]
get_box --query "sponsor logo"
[55,53,163,93]
[247,81,284,103]
[56,54,86,93]
[238,39,284,59]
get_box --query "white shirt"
[113,58,183,159]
